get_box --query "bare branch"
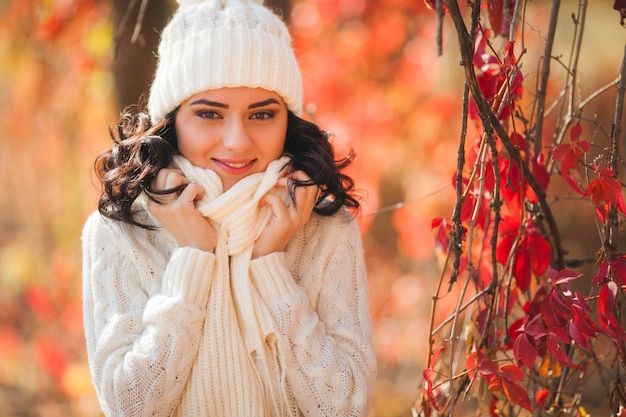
[531,0,561,157]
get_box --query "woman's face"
[175,87,288,191]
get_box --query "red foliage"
[421,2,626,414]
[487,0,517,36]
[470,347,531,411]
[583,168,626,215]
[35,334,69,387]
[469,33,522,122]
[552,123,590,194]
[496,217,552,291]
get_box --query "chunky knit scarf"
[171,155,294,416]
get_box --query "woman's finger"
[163,169,189,191]
[176,182,205,206]
[149,168,190,203]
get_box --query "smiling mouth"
[215,159,256,169]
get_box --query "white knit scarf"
[172,154,294,416]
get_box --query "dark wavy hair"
[94,109,360,229]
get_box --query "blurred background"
[0,0,623,416]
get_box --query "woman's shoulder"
[300,206,363,246]
[82,207,168,249]
[312,206,360,228]
[83,209,141,237]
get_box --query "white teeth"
[223,161,250,168]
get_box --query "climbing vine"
[419,1,626,415]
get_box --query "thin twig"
[114,0,139,44]
[448,83,470,286]
[532,0,561,157]
[131,0,150,45]
[436,0,444,56]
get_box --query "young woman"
[82,0,376,416]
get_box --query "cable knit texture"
[82,156,377,416]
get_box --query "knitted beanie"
[147,0,303,124]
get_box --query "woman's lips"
[213,158,256,174]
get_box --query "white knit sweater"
[81,157,376,417]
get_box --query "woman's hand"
[147,168,217,252]
[253,170,320,259]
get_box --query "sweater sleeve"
[249,215,377,417]
[81,212,215,417]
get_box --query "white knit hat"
[147,0,303,124]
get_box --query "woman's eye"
[197,110,221,119]
[250,111,274,120]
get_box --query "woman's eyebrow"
[189,99,228,108]
[248,98,281,109]
[187,98,280,109]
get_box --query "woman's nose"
[223,119,252,151]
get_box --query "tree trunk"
[112,0,172,112]
[267,0,291,20]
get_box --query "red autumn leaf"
[513,250,532,292]
[549,290,573,323]
[593,260,609,284]
[499,158,526,208]
[547,338,582,370]
[496,233,516,264]
[496,217,552,289]
[535,388,551,407]
[488,0,504,35]
[460,192,489,228]
[430,345,445,368]
[476,348,501,384]
[502,41,517,68]
[583,169,626,214]
[569,321,592,352]
[526,231,552,276]
[596,204,612,223]
[598,281,618,329]
[500,214,521,235]
[476,307,494,336]
[552,143,582,176]
[611,256,626,285]
[514,334,537,368]
[552,122,590,178]
[507,317,525,346]
[527,285,550,320]
[469,31,521,121]
[527,157,550,202]
[501,364,524,383]
[607,316,626,345]
[571,295,600,337]
[466,349,477,381]
[524,318,544,339]
[487,375,501,391]
[549,326,572,345]
[489,395,499,417]
[501,377,532,411]
[423,346,445,403]
[551,269,583,286]
[431,217,450,253]
[541,298,568,329]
